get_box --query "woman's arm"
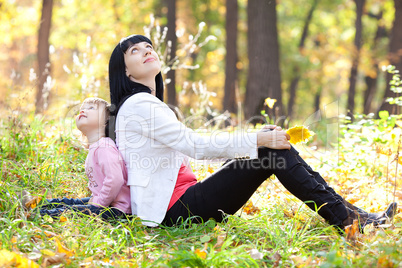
[117,93,288,159]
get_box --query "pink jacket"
[86,137,131,213]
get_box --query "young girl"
[38,97,130,220]
[108,34,396,232]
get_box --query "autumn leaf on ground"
[59,215,68,222]
[345,219,360,242]
[286,126,315,144]
[377,255,395,268]
[33,228,57,238]
[42,253,70,267]
[214,234,226,249]
[243,201,260,215]
[207,165,215,174]
[25,196,42,210]
[0,249,39,268]
[19,190,42,210]
[194,248,207,259]
[53,237,74,257]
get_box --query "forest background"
[1,0,402,267]
[1,0,401,122]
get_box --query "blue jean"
[39,197,125,220]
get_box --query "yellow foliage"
[264,98,277,109]
[0,249,39,268]
[243,201,261,215]
[207,166,215,174]
[286,125,315,144]
[59,215,68,222]
[376,146,392,156]
[194,248,207,259]
[345,219,360,242]
[41,249,56,257]
[53,237,74,257]
[25,196,42,210]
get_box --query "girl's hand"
[257,126,291,149]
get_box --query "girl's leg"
[41,197,91,209]
[40,203,124,220]
[164,146,349,227]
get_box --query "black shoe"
[341,202,398,234]
[363,202,398,228]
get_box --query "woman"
[108,34,396,232]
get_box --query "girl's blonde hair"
[81,97,111,122]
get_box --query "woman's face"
[124,41,161,84]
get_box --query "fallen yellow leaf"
[53,237,74,257]
[345,219,359,241]
[207,166,215,173]
[25,196,42,210]
[195,248,207,259]
[0,249,39,268]
[243,201,260,215]
[43,253,70,266]
[41,249,56,257]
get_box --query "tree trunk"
[363,11,385,115]
[166,0,177,106]
[287,0,318,120]
[347,0,365,117]
[35,0,53,114]
[363,11,387,114]
[245,0,282,120]
[223,0,238,114]
[314,88,322,120]
[377,0,402,115]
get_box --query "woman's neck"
[133,78,156,96]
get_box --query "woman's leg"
[164,146,350,227]
[163,157,273,226]
[290,147,398,225]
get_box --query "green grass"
[1,114,401,267]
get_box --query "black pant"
[163,146,349,227]
[39,197,125,220]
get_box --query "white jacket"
[116,93,258,226]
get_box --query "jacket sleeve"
[91,147,125,207]
[117,93,258,160]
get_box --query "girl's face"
[76,102,106,135]
[124,41,161,84]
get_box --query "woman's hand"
[257,125,291,149]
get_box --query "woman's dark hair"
[109,34,164,113]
